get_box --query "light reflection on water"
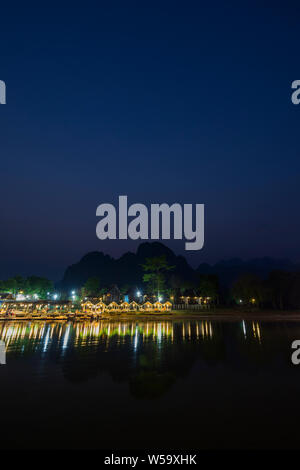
[0,319,264,350]
[0,319,300,449]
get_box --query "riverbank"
[1,309,300,322]
[99,309,300,322]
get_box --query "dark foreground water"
[0,319,300,449]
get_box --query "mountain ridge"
[58,242,300,291]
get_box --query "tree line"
[0,275,53,298]
[1,257,300,310]
[231,271,300,310]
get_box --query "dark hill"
[58,242,299,292]
[58,242,196,291]
[197,257,299,287]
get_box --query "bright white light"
[16,294,25,301]
[33,294,39,300]
[137,291,141,297]
[242,320,247,338]
[158,296,162,302]
[62,324,70,350]
[53,294,58,300]
[134,326,138,350]
[43,328,50,352]
[157,324,162,343]
[71,290,75,295]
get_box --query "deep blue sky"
[0,1,300,280]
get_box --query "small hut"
[153,301,163,311]
[129,301,140,311]
[164,301,172,311]
[120,301,130,311]
[142,301,153,311]
[95,301,106,313]
[107,301,119,311]
[81,301,94,313]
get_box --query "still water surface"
[0,319,300,449]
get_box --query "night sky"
[1,1,300,280]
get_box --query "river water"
[0,319,299,449]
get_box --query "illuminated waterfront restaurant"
[0,298,174,318]
[0,292,212,319]
[80,300,173,314]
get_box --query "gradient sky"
[1,1,300,280]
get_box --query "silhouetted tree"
[266,270,300,310]
[0,275,25,295]
[231,273,266,307]
[288,272,300,309]
[81,277,101,297]
[142,255,174,298]
[0,275,52,298]
[199,274,219,303]
[25,276,53,298]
